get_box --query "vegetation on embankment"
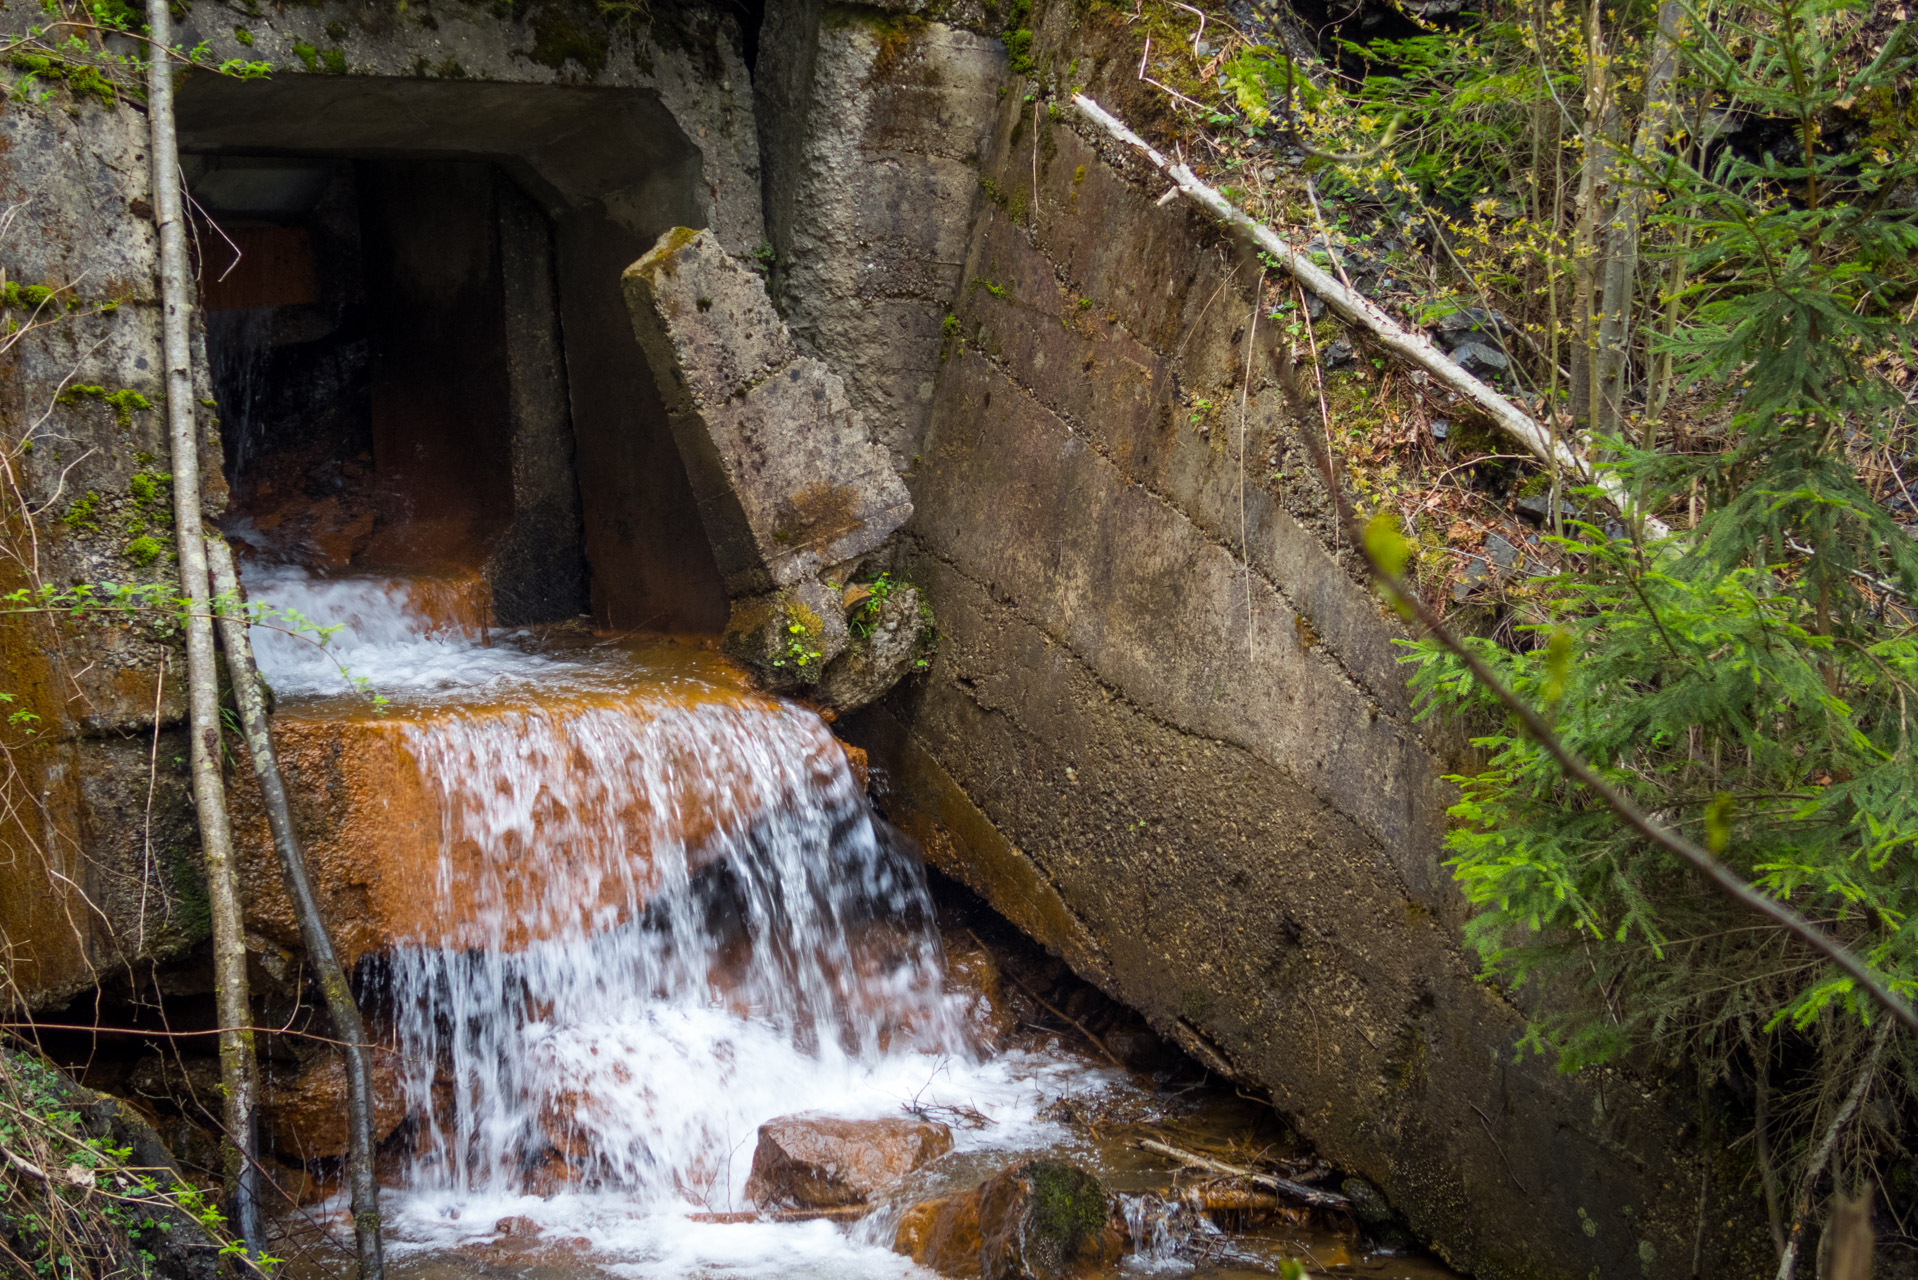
[0,1044,256,1277]
[1040,0,1918,1264]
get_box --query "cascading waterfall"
[380,695,966,1204]
[244,564,1097,1271]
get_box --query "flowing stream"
[245,566,1126,1279]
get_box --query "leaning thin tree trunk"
[1569,5,1617,435]
[1072,94,1670,539]
[207,538,384,1280]
[1595,0,1686,443]
[1778,1020,1894,1280]
[144,3,264,1251]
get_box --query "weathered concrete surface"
[623,227,911,594]
[833,11,1769,1278]
[757,2,1006,466]
[172,1,762,258]
[0,74,217,1008]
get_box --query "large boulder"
[895,1158,1123,1280]
[745,1113,953,1209]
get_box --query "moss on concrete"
[530,4,609,75]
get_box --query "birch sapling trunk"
[143,2,265,1250]
[207,538,385,1280]
[1595,0,1686,444]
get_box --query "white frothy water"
[244,566,1111,1275]
[242,561,580,697]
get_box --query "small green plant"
[291,40,318,69]
[0,1047,281,1276]
[769,598,826,679]
[127,470,170,505]
[847,572,901,639]
[0,281,54,310]
[123,534,164,567]
[60,492,101,533]
[233,25,253,44]
[55,384,149,428]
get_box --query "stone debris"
[814,580,926,711]
[744,1113,954,1209]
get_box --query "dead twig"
[687,1206,871,1224]
[1137,1138,1351,1210]
[1072,93,1668,538]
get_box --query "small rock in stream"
[747,1113,953,1209]
[896,1157,1124,1280]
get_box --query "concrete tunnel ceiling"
[172,74,707,233]
[175,73,733,634]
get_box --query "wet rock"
[941,928,1017,1048]
[839,739,871,791]
[1320,337,1354,368]
[622,228,912,598]
[260,1051,407,1162]
[895,1158,1123,1280]
[1340,1174,1394,1225]
[721,577,851,691]
[746,1113,954,1209]
[495,1216,541,1237]
[815,580,929,713]
[897,1190,984,1276]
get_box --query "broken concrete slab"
[623,228,912,596]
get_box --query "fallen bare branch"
[1071,93,1669,539]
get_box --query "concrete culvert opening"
[182,75,730,633]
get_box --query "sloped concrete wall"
[802,8,1767,1278]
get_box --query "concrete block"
[623,228,912,596]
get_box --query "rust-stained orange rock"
[897,1191,984,1276]
[261,1050,407,1162]
[745,1113,953,1209]
[839,740,870,791]
[895,1159,1122,1280]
